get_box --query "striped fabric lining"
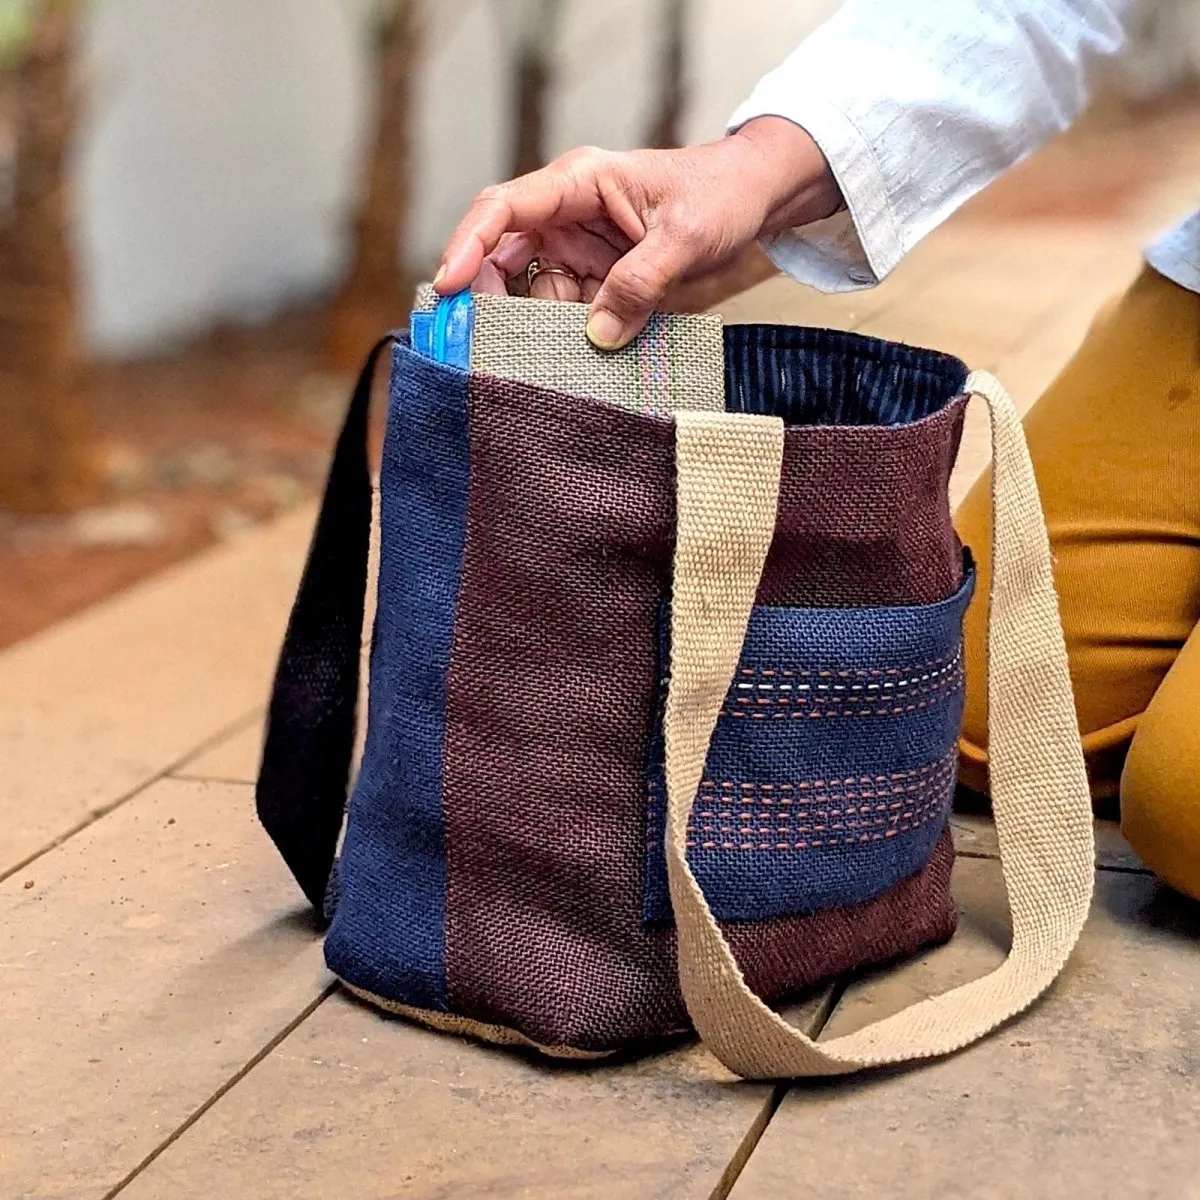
[724,325,968,427]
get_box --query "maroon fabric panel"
[760,397,968,606]
[441,377,964,1053]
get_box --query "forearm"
[730,0,1131,290]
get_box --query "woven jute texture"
[437,370,958,1053]
[412,284,725,414]
[665,373,1095,1079]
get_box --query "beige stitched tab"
[666,372,1095,1078]
[412,284,725,414]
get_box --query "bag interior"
[723,324,968,427]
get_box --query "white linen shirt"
[728,0,1200,295]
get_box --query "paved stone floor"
[5,106,1200,1199]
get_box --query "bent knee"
[1121,710,1200,901]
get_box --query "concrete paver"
[730,858,1200,1200]
[0,509,312,879]
[0,777,330,1200]
[113,992,827,1200]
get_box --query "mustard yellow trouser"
[956,265,1200,901]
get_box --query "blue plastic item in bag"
[409,291,474,368]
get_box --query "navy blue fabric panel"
[324,343,470,1010]
[724,324,969,428]
[644,566,975,922]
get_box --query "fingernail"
[586,309,624,350]
[432,265,446,289]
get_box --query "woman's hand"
[433,117,843,350]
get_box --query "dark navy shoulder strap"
[255,335,396,920]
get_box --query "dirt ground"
[0,310,385,648]
[2,89,1198,652]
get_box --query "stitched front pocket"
[643,560,975,922]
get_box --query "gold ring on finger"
[527,258,582,290]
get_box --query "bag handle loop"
[256,335,395,919]
[667,374,1095,1077]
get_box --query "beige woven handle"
[667,375,1095,1079]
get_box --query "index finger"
[435,152,644,294]
[434,172,584,294]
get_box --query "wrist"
[727,116,843,235]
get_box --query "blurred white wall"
[74,0,840,356]
[406,2,505,299]
[78,0,366,353]
[685,0,841,142]
[546,0,657,155]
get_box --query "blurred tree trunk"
[0,3,91,512]
[327,0,421,372]
[647,0,687,149]
[508,0,564,177]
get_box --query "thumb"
[586,228,697,351]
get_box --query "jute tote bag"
[256,293,1094,1078]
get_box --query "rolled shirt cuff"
[729,82,904,293]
